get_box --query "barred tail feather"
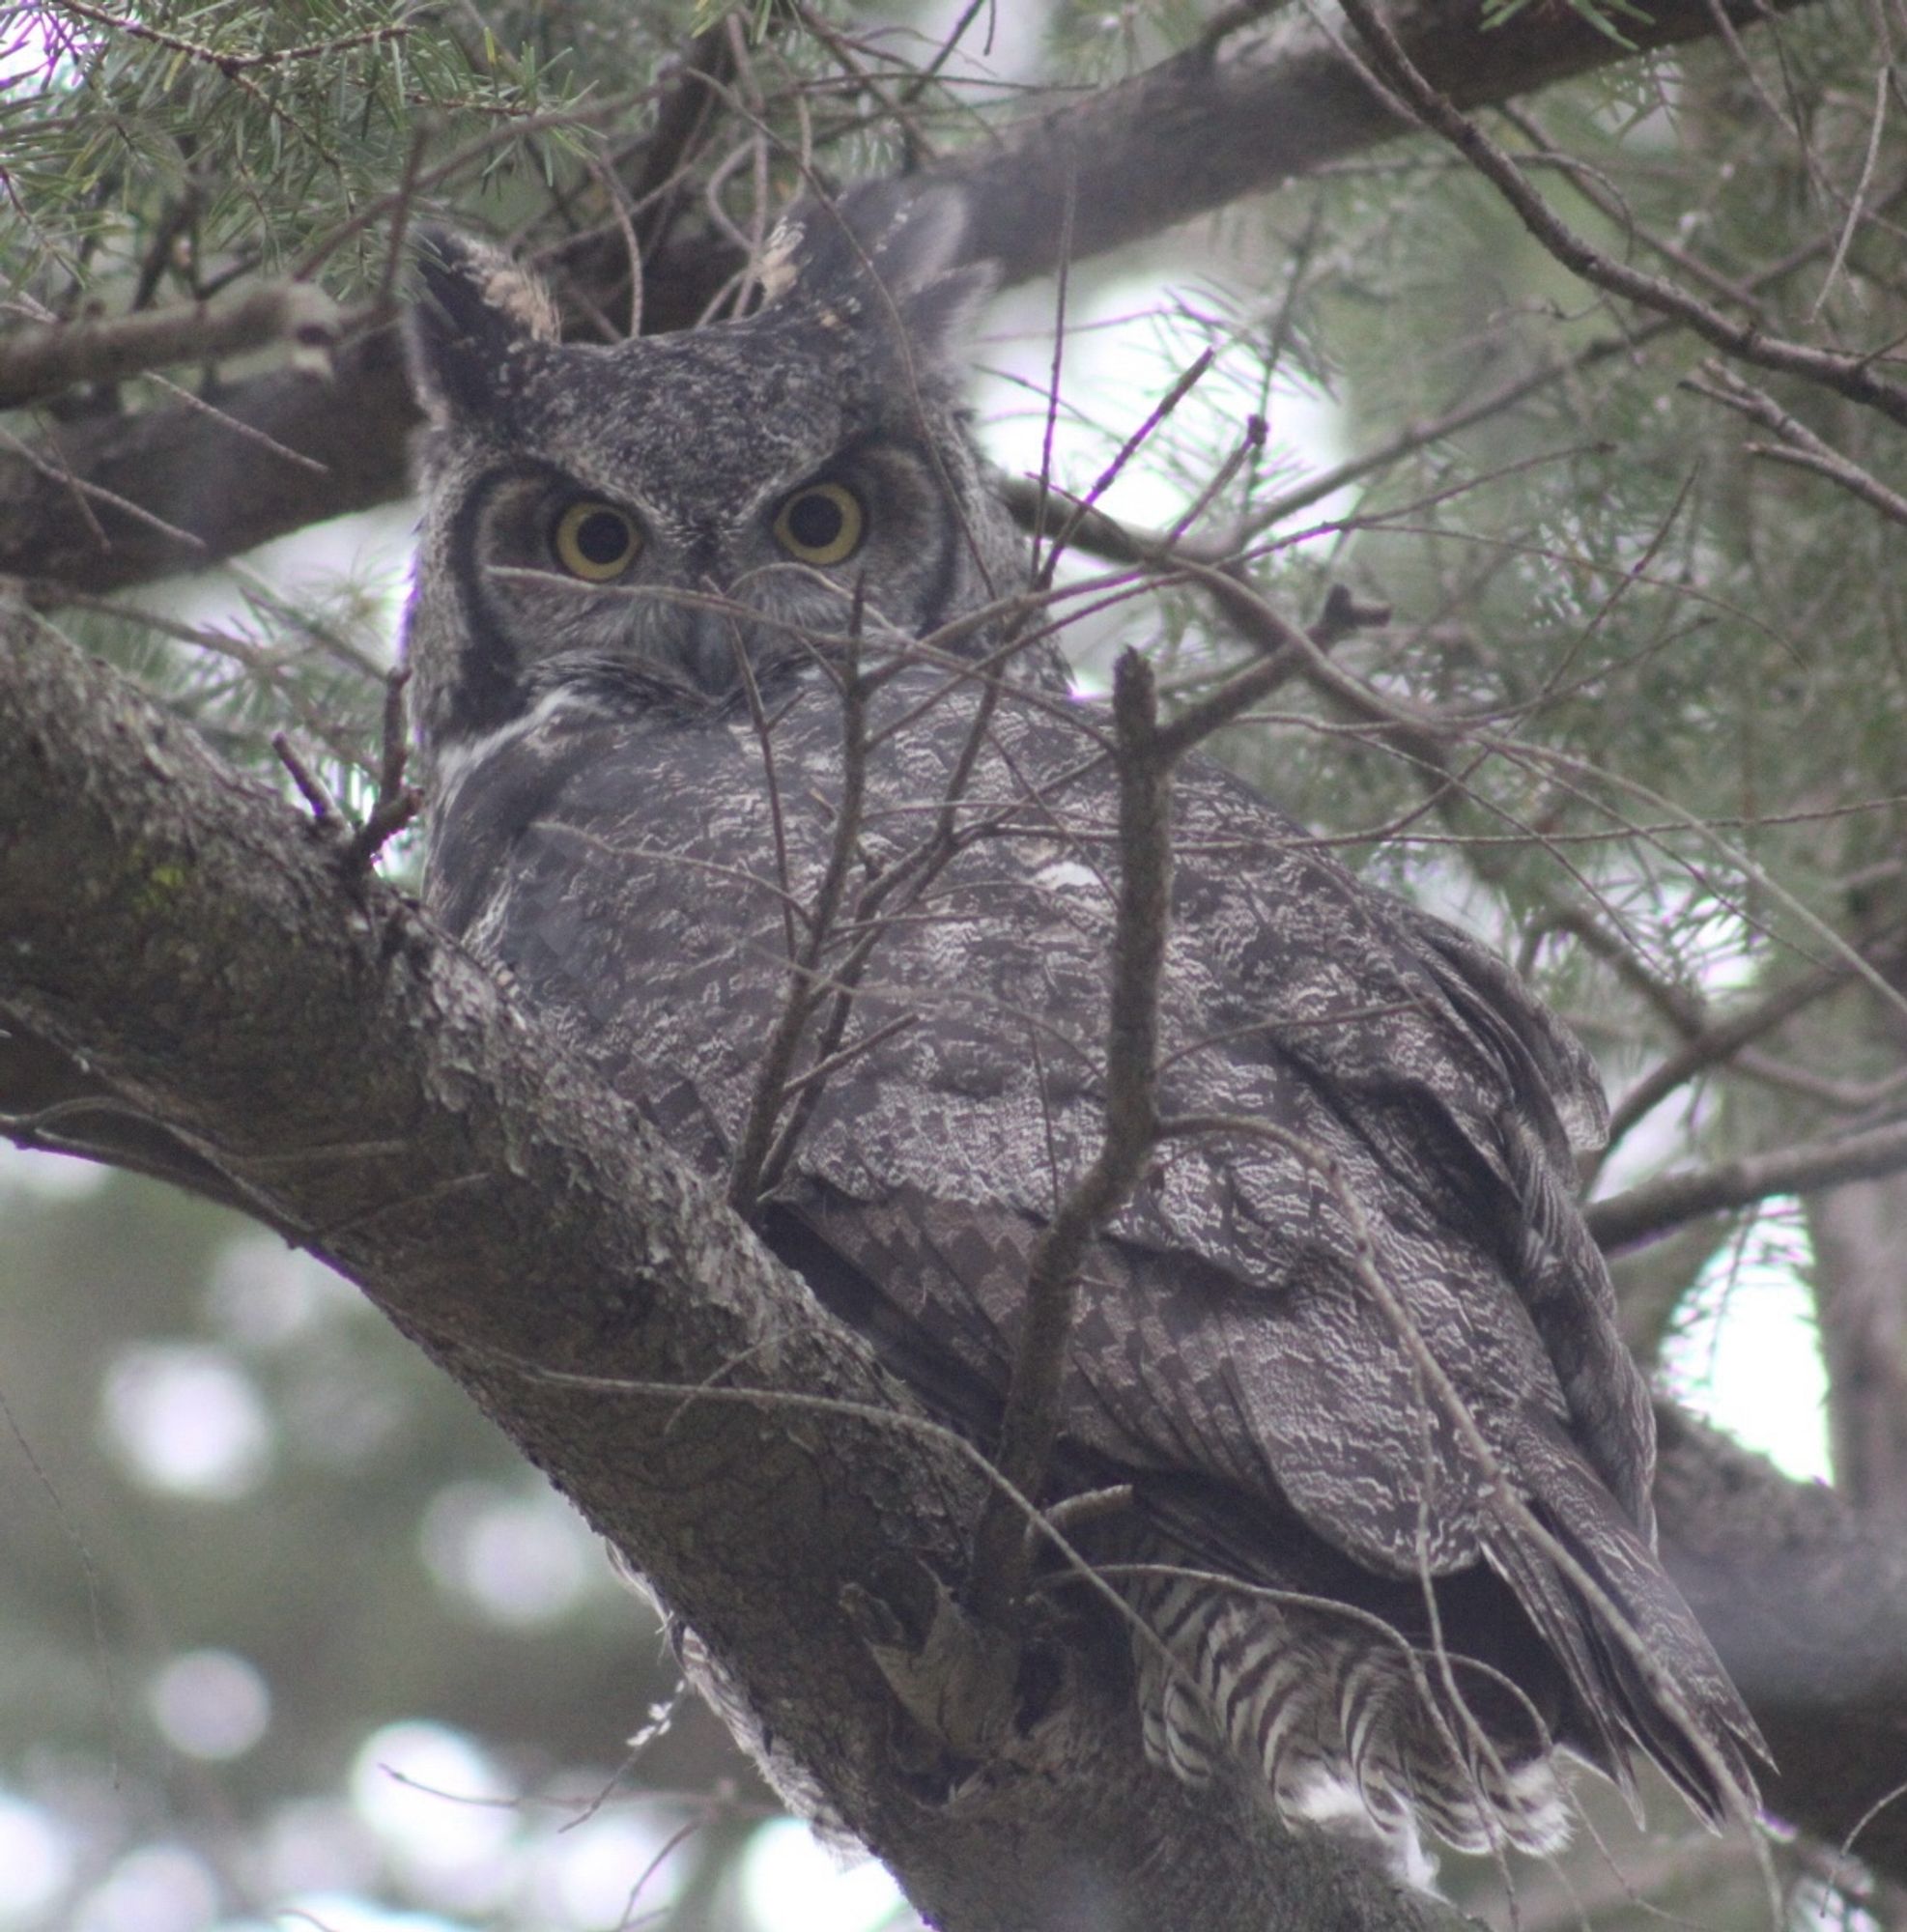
[1128,1569,1572,1883]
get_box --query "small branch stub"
[273,667,420,875]
[341,665,423,874]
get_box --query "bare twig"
[141,369,332,477]
[1683,360,1907,530]
[1810,63,1891,320]
[1225,174,1907,551]
[0,420,207,561]
[1588,1119,1907,1251]
[1036,348,1216,583]
[1335,0,1907,430]
[966,649,1172,1633]
[340,668,422,874]
[1494,100,1764,311]
[727,622,870,1216]
[1603,954,1864,1154]
[1153,570,1410,762]
[272,731,340,824]
[1732,1052,1907,1117]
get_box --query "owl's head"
[400,186,1022,775]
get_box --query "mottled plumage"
[402,186,1762,1877]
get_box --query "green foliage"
[1480,0,1653,49]
[1129,12,1907,1009]
[0,1,697,303]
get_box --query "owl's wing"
[427,656,1758,1810]
[758,672,1654,1550]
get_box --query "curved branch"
[1603,955,1862,1154]
[1336,0,1907,426]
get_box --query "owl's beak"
[666,598,759,698]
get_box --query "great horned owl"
[400,185,1761,1878]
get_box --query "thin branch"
[1682,359,1907,530]
[5,0,1846,598]
[727,624,869,1216]
[966,650,1172,1634]
[272,730,341,823]
[0,419,208,560]
[1494,100,1766,311]
[1028,164,1078,585]
[1588,1120,1907,1251]
[1603,955,1865,1153]
[1153,568,1421,763]
[1037,347,1215,583]
[1731,1051,1907,1116]
[1518,902,1705,1034]
[1810,62,1891,320]
[340,667,422,874]
[1227,167,1907,549]
[43,2,410,74]
[141,367,333,477]
[1335,0,1907,430]
[0,284,339,412]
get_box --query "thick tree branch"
[0,284,339,412]
[1656,1404,1907,1878]
[0,0,1824,597]
[927,0,1823,287]
[0,599,1490,1929]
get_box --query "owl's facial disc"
[402,208,1027,757]
[450,455,895,717]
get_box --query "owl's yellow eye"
[552,501,640,581]
[773,482,865,566]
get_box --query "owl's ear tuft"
[406,227,561,423]
[763,183,997,374]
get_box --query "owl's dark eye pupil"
[574,510,631,566]
[785,493,843,551]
